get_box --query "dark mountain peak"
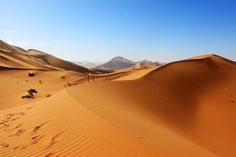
[110,56,134,63]
[95,56,135,71]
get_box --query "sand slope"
[0,40,55,70]
[66,54,236,157]
[0,40,90,73]
[0,49,51,70]
[28,49,90,73]
[0,89,159,157]
[0,69,87,110]
[114,67,157,80]
[0,52,235,157]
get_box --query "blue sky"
[0,0,236,62]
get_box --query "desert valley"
[0,40,235,157]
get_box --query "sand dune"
[132,60,159,70]
[0,40,90,73]
[27,49,90,73]
[0,69,86,110]
[0,49,51,70]
[114,67,157,80]
[0,41,235,157]
[0,90,159,157]
[66,54,236,157]
[0,40,55,70]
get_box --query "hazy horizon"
[1,0,236,62]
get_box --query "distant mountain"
[0,40,91,73]
[74,61,98,68]
[95,56,135,71]
[154,61,162,66]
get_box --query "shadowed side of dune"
[28,49,91,73]
[66,55,236,157]
[0,40,91,73]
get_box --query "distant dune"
[27,49,91,73]
[0,40,53,70]
[0,40,235,157]
[132,60,159,70]
[0,40,90,73]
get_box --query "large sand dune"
[27,49,90,73]
[0,40,90,73]
[0,41,235,157]
[67,55,236,157]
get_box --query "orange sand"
[0,41,236,157]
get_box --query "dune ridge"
[27,49,91,73]
[0,40,235,157]
[0,41,90,73]
[66,54,236,157]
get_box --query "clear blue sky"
[1,0,236,62]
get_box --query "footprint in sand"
[32,122,48,134]
[19,112,26,116]
[6,113,14,117]
[46,94,51,98]
[46,131,64,149]
[15,123,23,129]
[11,117,20,121]
[5,123,23,132]
[12,146,20,150]
[15,129,25,136]
[17,135,45,149]
[45,153,55,157]
[31,135,44,144]
[3,112,25,122]
[26,106,32,110]
[1,143,9,148]
[21,145,28,149]
[4,123,10,127]
[9,129,25,137]
[0,120,8,125]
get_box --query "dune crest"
[67,54,236,157]
[0,40,235,157]
[0,40,90,73]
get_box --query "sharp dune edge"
[0,40,90,72]
[0,41,235,157]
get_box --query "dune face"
[0,40,235,157]
[0,40,90,73]
[0,41,51,70]
[28,49,91,73]
[67,55,236,157]
[95,56,135,71]
[0,40,28,55]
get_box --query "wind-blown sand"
[0,46,235,157]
